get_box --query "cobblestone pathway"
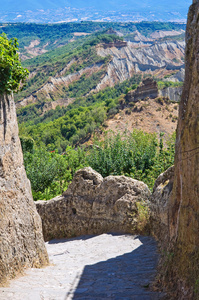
[0,234,165,300]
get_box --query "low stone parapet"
[36,167,151,241]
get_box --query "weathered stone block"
[36,167,151,241]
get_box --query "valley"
[0,21,184,200]
[10,23,185,120]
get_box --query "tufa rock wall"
[166,1,199,297]
[36,167,151,241]
[150,166,174,246]
[0,94,48,284]
[151,1,199,298]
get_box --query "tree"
[0,33,29,95]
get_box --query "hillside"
[0,22,186,58]
[12,24,185,121]
[18,75,180,154]
[11,23,185,153]
[16,37,184,108]
[105,98,178,139]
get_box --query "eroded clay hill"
[16,37,185,110]
[95,40,184,91]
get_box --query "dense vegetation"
[22,130,175,200]
[157,80,183,89]
[23,144,86,200]
[87,131,175,189]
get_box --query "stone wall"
[36,167,151,241]
[0,94,48,284]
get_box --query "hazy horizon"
[0,0,192,23]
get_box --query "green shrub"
[23,145,87,200]
[86,130,175,190]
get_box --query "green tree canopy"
[0,33,29,95]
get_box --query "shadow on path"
[66,235,164,300]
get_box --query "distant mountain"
[1,0,63,11]
[1,0,192,13]
[0,0,192,23]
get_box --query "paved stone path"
[0,234,165,300]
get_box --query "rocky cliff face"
[126,79,182,103]
[159,86,183,102]
[151,1,199,298]
[0,94,48,284]
[36,167,151,241]
[125,78,158,103]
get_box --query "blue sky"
[2,0,192,12]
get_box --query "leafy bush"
[23,146,87,200]
[157,80,183,90]
[87,130,157,177]
[0,33,29,94]
[87,130,175,189]
[22,130,175,200]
